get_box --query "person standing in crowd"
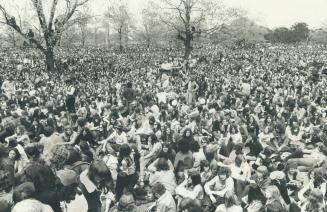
[186,76,199,105]
[65,79,76,113]
[1,76,15,99]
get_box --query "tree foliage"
[106,0,134,51]
[210,17,269,45]
[264,22,309,43]
[139,1,167,47]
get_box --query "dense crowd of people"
[0,44,327,212]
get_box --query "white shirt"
[107,131,128,145]
[156,92,168,104]
[215,204,243,212]
[66,85,75,96]
[230,162,251,181]
[1,80,15,95]
[241,82,251,96]
[61,194,88,212]
[150,105,160,118]
[155,191,177,212]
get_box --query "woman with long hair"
[180,128,199,153]
[215,191,243,212]
[265,185,287,212]
[228,124,243,145]
[147,142,176,172]
[79,160,113,212]
[115,144,139,201]
[175,171,204,202]
[8,147,29,175]
[161,125,176,145]
[246,115,260,138]
[174,137,194,181]
[153,122,162,139]
[244,186,266,212]
[141,134,162,179]
[300,188,326,212]
[258,126,275,149]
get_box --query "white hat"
[199,98,206,105]
[270,171,285,180]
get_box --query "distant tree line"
[264,22,310,43]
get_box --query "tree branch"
[0,4,45,52]
[53,0,89,47]
[48,0,59,31]
[31,0,48,35]
[160,16,184,33]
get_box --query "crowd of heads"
[0,43,327,212]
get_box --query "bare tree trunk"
[81,33,86,47]
[107,22,110,49]
[81,28,86,47]
[94,24,98,47]
[45,48,55,72]
[184,0,192,60]
[12,31,16,47]
[7,29,17,47]
[146,38,150,48]
[125,24,128,47]
[119,28,123,52]
[184,33,192,59]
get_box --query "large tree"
[139,1,166,48]
[291,22,309,42]
[160,0,240,59]
[0,0,89,71]
[106,1,133,52]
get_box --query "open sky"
[222,0,327,28]
[90,0,327,29]
[2,0,327,29]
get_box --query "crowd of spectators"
[0,44,327,212]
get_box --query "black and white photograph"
[0,0,327,211]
